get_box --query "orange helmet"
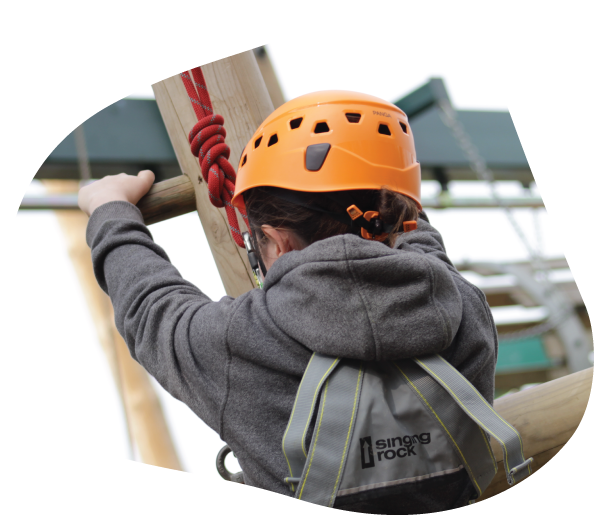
[232,90,421,209]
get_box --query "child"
[79,91,497,514]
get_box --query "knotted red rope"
[180,67,249,248]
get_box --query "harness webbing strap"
[296,360,364,506]
[396,360,498,497]
[413,354,533,485]
[282,354,341,491]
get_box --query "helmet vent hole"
[290,117,303,129]
[399,121,408,134]
[346,113,361,123]
[241,154,247,166]
[268,134,279,147]
[254,136,263,148]
[314,122,330,134]
[378,124,391,136]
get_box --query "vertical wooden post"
[253,46,286,109]
[151,50,274,298]
[45,180,183,471]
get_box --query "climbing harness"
[282,353,532,507]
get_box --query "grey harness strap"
[412,354,533,485]
[281,354,341,491]
[282,352,533,507]
[396,359,498,497]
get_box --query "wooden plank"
[477,367,593,501]
[44,180,182,471]
[151,50,274,298]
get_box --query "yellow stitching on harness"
[415,358,514,469]
[395,363,482,497]
[432,355,528,464]
[300,359,339,457]
[299,380,330,500]
[281,354,317,490]
[479,425,498,472]
[328,365,363,507]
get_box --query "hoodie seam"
[342,236,380,360]
[422,255,453,351]
[219,295,249,440]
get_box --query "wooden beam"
[137,175,196,225]
[151,50,274,298]
[478,367,593,501]
[45,180,183,471]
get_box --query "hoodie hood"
[262,217,464,361]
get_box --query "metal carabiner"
[242,231,265,289]
[216,444,245,484]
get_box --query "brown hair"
[244,186,420,250]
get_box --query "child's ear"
[261,225,292,257]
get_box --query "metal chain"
[436,101,559,341]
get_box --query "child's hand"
[78,170,155,216]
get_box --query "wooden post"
[478,367,593,501]
[45,180,183,471]
[151,50,274,298]
[253,46,286,109]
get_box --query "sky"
[7,19,571,478]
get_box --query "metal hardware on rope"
[180,67,250,248]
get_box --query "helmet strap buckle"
[360,211,389,242]
[347,205,389,242]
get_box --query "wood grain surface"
[150,50,274,297]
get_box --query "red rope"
[180,67,249,248]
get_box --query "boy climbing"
[79,91,502,514]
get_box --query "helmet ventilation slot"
[378,124,392,136]
[241,154,247,166]
[314,122,330,134]
[345,113,361,123]
[399,121,408,134]
[290,117,303,129]
[268,134,279,147]
[254,136,263,148]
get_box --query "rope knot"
[180,67,249,248]
[188,114,236,208]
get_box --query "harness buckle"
[508,457,534,485]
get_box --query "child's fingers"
[137,169,155,188]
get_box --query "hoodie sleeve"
[86,201,234,434]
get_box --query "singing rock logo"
[360,433,431,469]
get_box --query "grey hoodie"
[87,201,498,514]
